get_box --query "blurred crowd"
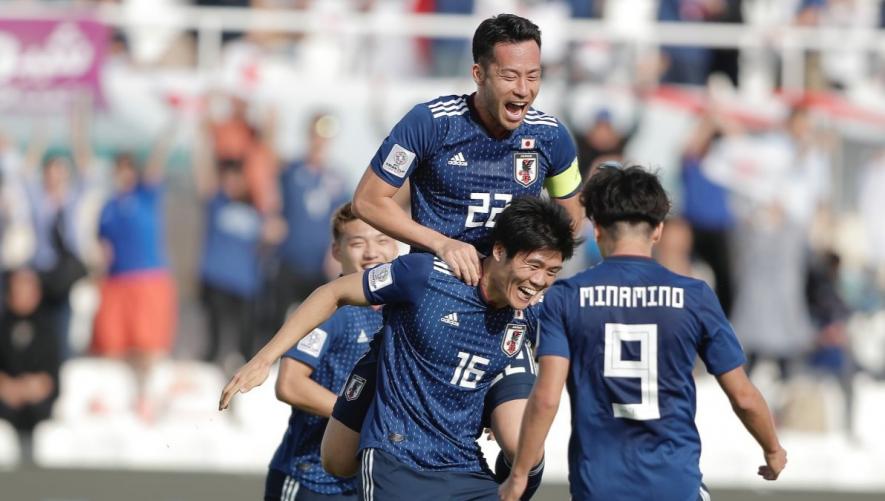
[2,0,885,461]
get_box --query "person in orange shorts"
[92,138,176,422]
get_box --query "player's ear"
[492,243,505,262]
[650,222,664,244]
[592,221,601,242]
[472,63,484,86]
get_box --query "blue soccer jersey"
[355,253,537,471]
[269,306,382,495]
[369,94,581,255]
[535,256,746,501]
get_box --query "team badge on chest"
[514,152,539,187]
[502,323,527,357]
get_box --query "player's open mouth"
[504,102,527,121]
[517,286,538,300]
[361,261,382,270]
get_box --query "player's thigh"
[321,417,362,478]
[489,399,528,460]
[359,449,497,501]
[485,344,537,459]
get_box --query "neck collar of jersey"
[604,254,656,263]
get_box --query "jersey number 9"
[603,323,660,420]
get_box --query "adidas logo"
[357,329,370,343]
[440,312,460,327]
[447,152,468,166]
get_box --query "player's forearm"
[277,379,338,417]
[353,194,448,253]
[511,391,559,478]
[730,386,782,454]
[254,285,342,365]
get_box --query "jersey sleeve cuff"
[706,354,747,376]
[284,351,321,370]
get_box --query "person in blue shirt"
[220,197,577,500]
[322,14,583,493]
[274,113,350,329]
[500,165,787,501]
[265,202,399,501]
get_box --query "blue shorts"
[332,335,536,432]
[265,469,357,501]
[359,448,498,501]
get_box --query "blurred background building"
[1,1,885,499]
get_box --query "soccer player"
[220,197,577,500]
[265,203,398,500]
[499,166,787,501]
[321,13,583,490]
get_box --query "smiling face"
[485,245,563,310]
[332,219,399,275]
[472,40,542,138]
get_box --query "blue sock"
[495,451,545,500]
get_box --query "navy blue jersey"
[369,94,581,255]
[535,256,746,501]
[269,306,382,495]
[356,253,538,471]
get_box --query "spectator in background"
[679,110,736,315]
[657,0,734,85]
[806,249,856,435]
[0,268,61,458]
[725,106,828,383]
[204,93,280,215]
[91,126,176,422]
[194,127,286,366]
[273,113,348,329]
[22,102,97,358]
[574,109,636,179]
[656,216,716,288]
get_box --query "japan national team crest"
[513,152,539,187]
[502,323,527,357]
[344,375,367,401]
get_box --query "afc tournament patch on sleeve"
[382,144,415,178]
[297,328,327,358]
[368,263,393,292]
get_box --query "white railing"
[2,3,885,89]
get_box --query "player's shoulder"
[422,94,470,119]
[524,105,565,129]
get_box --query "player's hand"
[758,447,787,480]
[218,355,273,410]
[434,237,482,286]
[498,474,527,501]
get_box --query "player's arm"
[353,168,481,286]
[275,358,337,417]
[552,194,584,237]
[545,124,584,236]
[716,366,787,480]
[499,355,569,501]
[219,272,369,410]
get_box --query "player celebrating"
[265,203,398,501]
[320,13,582,491]
[499,166,787,501]
[220,197,577,500]
[352,12,582,284]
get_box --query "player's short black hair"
[472,14,541,68]
[581,164,671,232]
[491,196,576,261]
